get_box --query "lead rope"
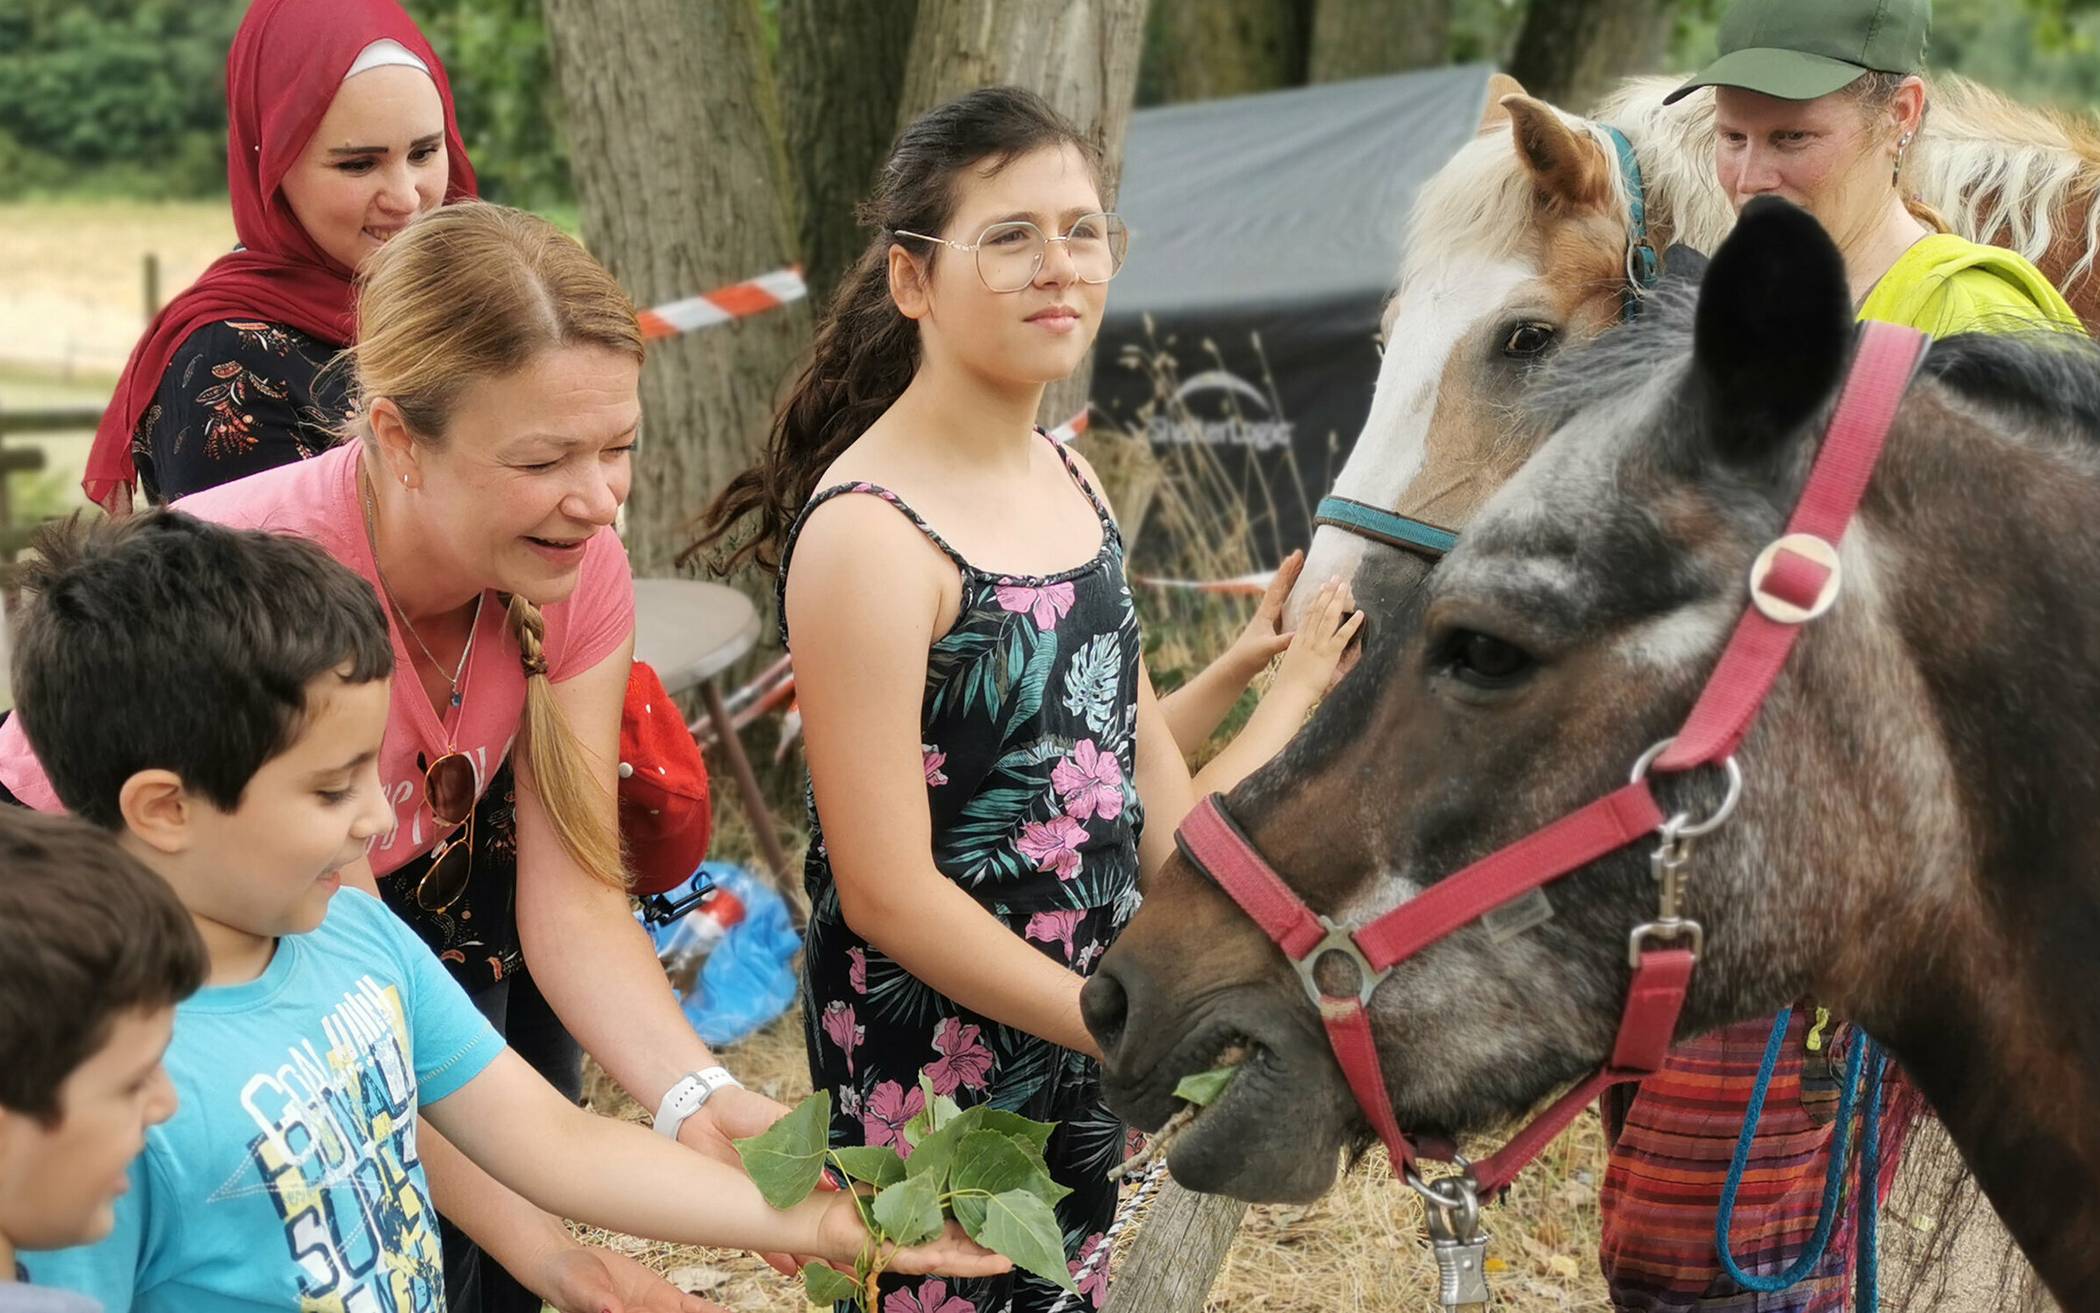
[1042,1155,1170,1313]
[1715,1006,1889,1307]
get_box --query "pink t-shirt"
[0,442,635,876]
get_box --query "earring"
[1893,132,1913,186]
[400,474,411,488]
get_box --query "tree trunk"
[542,0,810,579]
[896,0,1151,431]
[1147,0,1308,104]
[1101,1181,1247,1313]
[1307,0,1449,82]
[778,0,920,312]
[1506,0,1673,113]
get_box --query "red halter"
[1175,321,1930,1204]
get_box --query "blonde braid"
[507,593,628,890]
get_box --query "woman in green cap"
[1593,4,2083,1311]
[1670,0,2083,334]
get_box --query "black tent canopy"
[1092,63,1497,559]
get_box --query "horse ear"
[1503,95,1612,211]
[1479,73,1526,134]
[1691,198,1854,465]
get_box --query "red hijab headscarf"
[84,0,477,512]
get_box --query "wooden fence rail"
[1102,1182,1248,1313]
[0,403,98,564]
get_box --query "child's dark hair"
[8,511,394,828]
[691,85,1099,572]
[0,808,206,1124]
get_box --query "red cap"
[619,661,713,896]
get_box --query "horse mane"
[1523,273,2100,453]
[1407,72,2100,295]
[1595,72,2100,291]
[1920,322,2100,438]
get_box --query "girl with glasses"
[696,87,1355,1312]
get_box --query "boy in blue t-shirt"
[7,513,1007,1313]
[0,809,207,1313]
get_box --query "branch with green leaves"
[736,1076,1077,1308]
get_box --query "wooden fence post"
[1102,1181,1248,1313]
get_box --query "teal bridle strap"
[1603,124,1659,318]
[1312,496,1458,560]
[1314,127,1656,562]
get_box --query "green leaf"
[870,1172,945,1247]
[970,1108,1057,1155]
[970,1188,1078,1292]
[948,1130,1071,1234]
[903,1102,976,1186]
[800,1261,861,1306]
[734,1092,831,1211]
[1174,1066,1238,1108]
[830,1145,906,1188]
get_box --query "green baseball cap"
[1664,0,1929,104]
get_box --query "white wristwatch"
[653,1066,743,1140]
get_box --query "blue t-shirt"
[26,890,504,1313]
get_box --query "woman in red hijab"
[81,0,476,513]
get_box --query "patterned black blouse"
[130,319,350,505]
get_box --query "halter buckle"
[1629,739,1743,839]
[1749,532,1842,624]
[1294,916,1391,1007]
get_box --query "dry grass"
[0,199,234,377]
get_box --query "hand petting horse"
[1085,198,2100,1308]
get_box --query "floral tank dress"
[779,437,1145,1313]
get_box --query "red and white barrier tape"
[1047,410,1090,444]
[639,267,808,340]
[1132,569,1276,596]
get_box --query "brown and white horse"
[1085,200,2100,1304]
[1287,71,2100,628]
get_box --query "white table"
[631,578,792,889]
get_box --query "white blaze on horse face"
[1290,258,1539,628]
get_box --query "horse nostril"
[1080,969,1129,1055]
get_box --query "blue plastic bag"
[643,862,802,1046]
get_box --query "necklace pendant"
[449,689,463,708]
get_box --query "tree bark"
[1147,0,1308,104]
[896,0,1151,431]
[1506,0,1673,113]
[1307,0,1449,82]
[542,0,811,579]
[778,0,920,312]
[1101,1180,1247,1313]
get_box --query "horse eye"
[1445,630,1535,689]
[1502,322,1557,359]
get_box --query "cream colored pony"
[1290,71,2100,622]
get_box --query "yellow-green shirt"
[1857,232,2085,336]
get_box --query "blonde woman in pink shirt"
[0,203,798,1312]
